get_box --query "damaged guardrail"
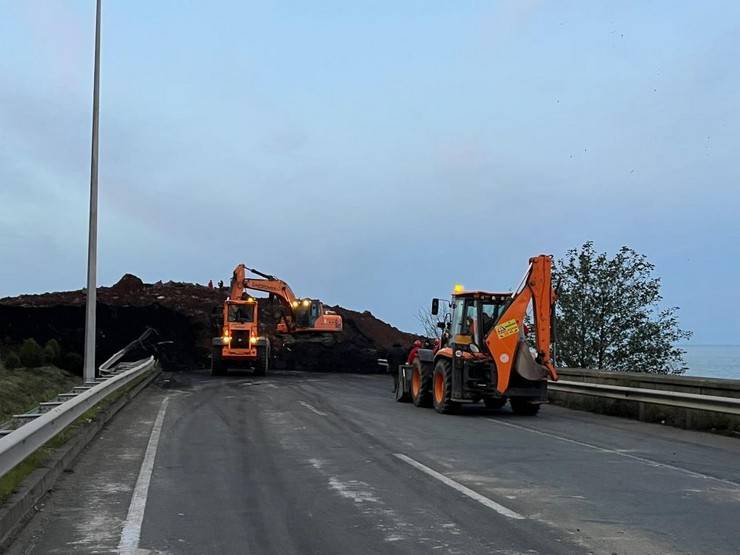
[0,328,163,479]
[0,356,156,479]
[548,369,740,433]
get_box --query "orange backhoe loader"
[396,255,558,415]
[210,265,270,376]
[239,266,342,342]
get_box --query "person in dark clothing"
[388,342,407,393]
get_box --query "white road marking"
[300,401,328,416]
[118,397,170,555]
[487,418,740,488]
[393,453,525,520]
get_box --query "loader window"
[228,304,254,323]
[450,299,479,346]
[480,302,501,339]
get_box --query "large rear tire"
[410,358,432,407]
[211,347,226,376]
[432,359,459,414]
[510,399,541,416]
[254,345,269,376]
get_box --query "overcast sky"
[1,1,738,343]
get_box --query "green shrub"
[19,339,43,368]
[4,351,21,370]
[62,352,84,373]
[43,339,62,365]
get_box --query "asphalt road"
[6,370,740,554]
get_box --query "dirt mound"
[1,274,418,372]
[111,273,144,293]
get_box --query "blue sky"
[1,1,738,343]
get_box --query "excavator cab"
[292,298,319,328]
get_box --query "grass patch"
[0,366,156,503]
[0,365,81,423]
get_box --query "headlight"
[223,335,231,343]
[291,301,299,308]
[249,336,258,344]
[302,299,310,306]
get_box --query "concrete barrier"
[548,369,740,435]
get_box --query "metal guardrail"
[0,356,156,479]
[549,379,740,416]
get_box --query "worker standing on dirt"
[208,279,214,289]
[407,339,422,364]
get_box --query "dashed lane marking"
[393,453,525,520]
[487,418,740,488]
[300,401,329,417]
[118,397,170,555]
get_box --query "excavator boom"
[230,265,342,335]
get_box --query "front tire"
[432,359,459,414]
[254,345,269,376]
[410,358,432,407]
[510,399,541,415]
[211,347,226,376]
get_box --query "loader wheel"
[432,359,458,414]
[510,399,541,416]
[410,358,432,407]
[211,348,226,376]
[483,397,507,410]
[254,346,269,376]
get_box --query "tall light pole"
[83,0,102,384]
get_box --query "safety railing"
[548,379,740,416]
[0,333,160,479]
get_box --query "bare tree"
[417,303,450,338]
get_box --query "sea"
[681,345,740,380]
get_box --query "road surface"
[6,370,740,554]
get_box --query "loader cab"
[227,300,256,323]
[448,292,510,353]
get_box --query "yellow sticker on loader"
[495,319,519,339]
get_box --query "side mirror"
[431,298,439,316]
[437,321,446,330]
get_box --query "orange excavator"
[239,266,342,341]
[397,255,559,414]
[211,265,343,375]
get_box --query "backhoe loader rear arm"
[485,255,558,393]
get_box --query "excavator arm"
[485,255,559,393]
[243,273,297,308]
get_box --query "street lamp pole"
[83,0,102,384]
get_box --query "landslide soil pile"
[0,275,417,372]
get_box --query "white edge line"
[486,418,740,489]
[300,401,329,417]
[118,397,170,555]
[393,453,525,520]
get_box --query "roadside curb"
[0,367,160,550]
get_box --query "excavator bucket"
[512,338,549,382]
